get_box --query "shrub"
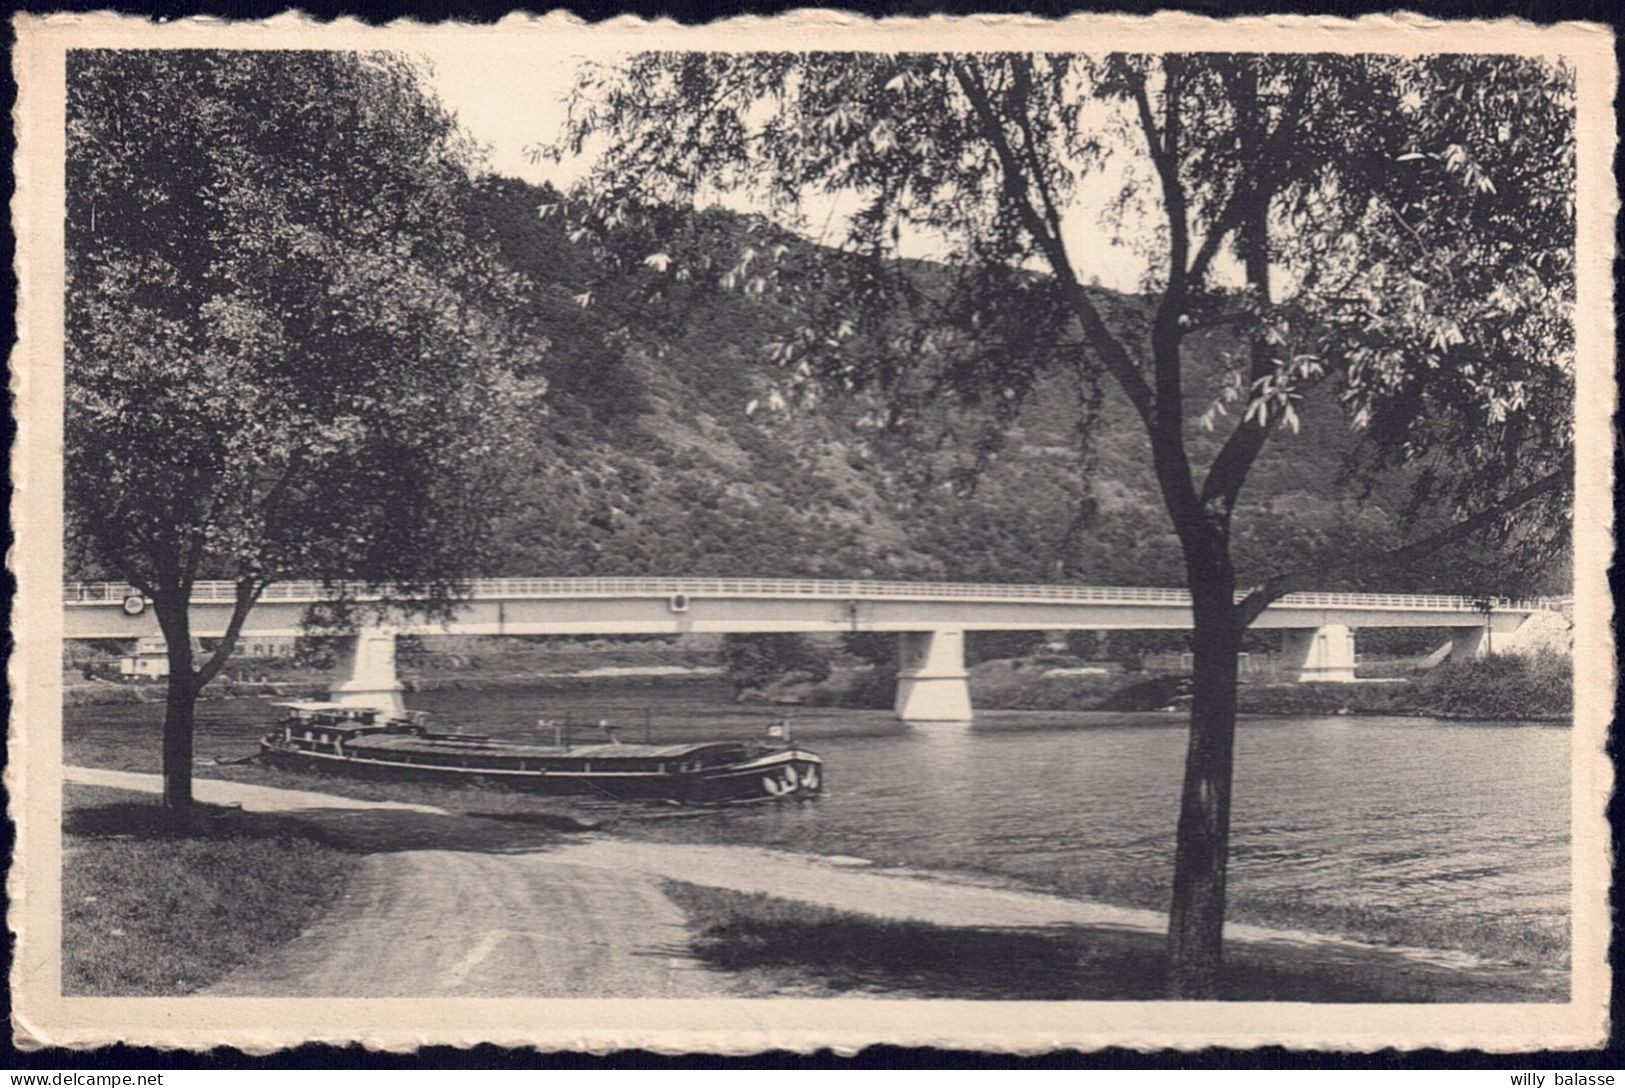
[1409,650,1571,720]
[1235,652,1571,720]
[839,631,897,668]
[803,664,899,710]
[965,630,1046,665]
[719,634,832,693]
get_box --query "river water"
[66,678,1570,962]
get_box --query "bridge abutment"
[329,627,406,717]
[894,628,973,723]
[1448,625,1497,660]
[1280,624,1357,683]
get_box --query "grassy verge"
[662,882,1565,1002]
[796,651,1571,721]
[62,785,353,995]
[1237,651,1572,721]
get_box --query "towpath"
[206,849,721,998]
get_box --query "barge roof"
[345,735,741,759]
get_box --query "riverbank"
[65,637,1570,721]
[62,665,725,707]
[61,773,1566,1001]
[61,776,600,995]
[1235,652,1571,721]
[776,650,1572,722]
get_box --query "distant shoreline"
[62,664,726,707]
[64,660,1569,723]
[769,653,1573,725]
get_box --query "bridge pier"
[1280,624,1357,683]
[894,628,973,723]
[329,627,406,717]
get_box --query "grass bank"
[63,785,352,995]
[661,882,1564,1002]
[1236,651,1571,721]
[792,650,1571,722]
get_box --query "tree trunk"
[1166,561,1242,999]
[155,597,198,809]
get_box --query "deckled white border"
[9,9,1615,1054]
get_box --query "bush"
[292,636,343,670]
[1409,650,1571,720]
[720,634,832,694]
[1237,683,1396,716]
[64,684,146,707]
[967,658,1130,710]
[839,632,897,668]
[1093,673,1192,711]
[965,630,1045,666]
[803,664,899,710]
[1237,651,1571,721]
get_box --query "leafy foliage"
[1236,651,1572,721]
[66,50,547,803]
[719,634,832,694]
[68,51,546,605]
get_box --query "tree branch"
[1199,64,1301,514]
[951,57,1155,426]
[1186,191,1247,291]
[1132,65,1188,292]
[1187,76,1310,288]
[193,576,267,689]
[1235,467,1571,626]
[1008,61,1068,247]
[1131,60,1205,528]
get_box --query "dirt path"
[71,768,724,997]
[207,849,724,998]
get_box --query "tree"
[550,50,1574,995]
[67,50,547,808]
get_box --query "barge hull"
[257,741,823,804]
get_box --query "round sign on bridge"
[121,594,146,616]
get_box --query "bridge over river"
[65,578,1550,723]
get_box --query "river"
[65,678,1570,964]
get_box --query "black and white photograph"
[10,11,1614,1053]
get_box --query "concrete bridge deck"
[64,576,1541,638]
[63,577,1551,722]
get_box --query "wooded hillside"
[464,175,1562,597]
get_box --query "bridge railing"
[62,577,1549,613]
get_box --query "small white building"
[118,635,217,678]
[118,636,171,678]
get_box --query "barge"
[259,702,823,804]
